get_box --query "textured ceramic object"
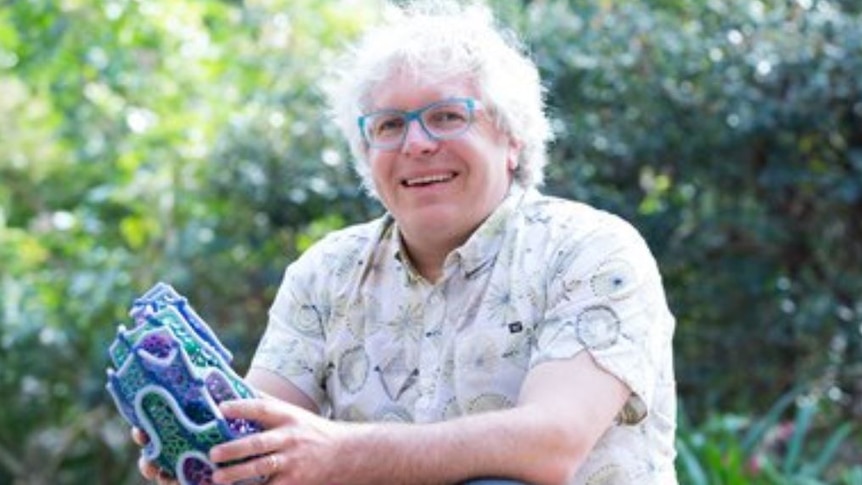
[106,282,261,485]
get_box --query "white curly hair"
[325,0,553,198]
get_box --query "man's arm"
[246,367,320,413]
[211,350,630,485]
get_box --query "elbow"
[542,450,588,485]
[527,456,584,485]
[525,425,593,485]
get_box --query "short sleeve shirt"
[251,186,678,484]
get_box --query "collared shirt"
[251,186,678,484]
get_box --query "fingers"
[138,454,180,485]
[137,453,157,479]
[133,429,179,484]
[133,429,158,481]
[134,400,295,485]
[137,453,170,481]
[210,400,294,484]
[211,399,318,484]
[131,427,149,446]
[212,452,281,485]
[211,425,290,464]
[219,398,299,428]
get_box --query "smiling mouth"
[402,172,456,187]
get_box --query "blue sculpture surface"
[106,282,261,485]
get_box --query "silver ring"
[267,453,280,475]
[238,474,271,485]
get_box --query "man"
[138,1,677,483]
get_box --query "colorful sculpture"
[106,282,262,485]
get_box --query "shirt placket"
[413,275,450,422]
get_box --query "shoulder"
[299,216,390,259]
[285,216,391,282]
[515,190,643,247]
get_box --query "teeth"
[404,173,454,186]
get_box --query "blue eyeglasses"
[358,97,483,150]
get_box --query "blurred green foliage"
[0,0,860,483]
[677,387,861,484]
[527,0,862,415]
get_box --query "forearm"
[245,370,575,483]
[228,355,627,485]
[333,354,629,485]
[333,404,582,485]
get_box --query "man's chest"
[320,269,544,422]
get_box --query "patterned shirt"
[251,186,678,484]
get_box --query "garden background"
[1,0,860,483]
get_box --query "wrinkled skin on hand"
[208,397,348,485]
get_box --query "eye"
[425,106,469,131]
[372,115,405,137]
[428,108,467,124]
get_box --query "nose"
[400,118,438,155]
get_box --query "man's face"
[364,72,520,246]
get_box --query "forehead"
[367,68,479,111]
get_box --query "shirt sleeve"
[530,214,675,424]
[249,248,330,410]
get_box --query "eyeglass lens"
[363,99,475,148]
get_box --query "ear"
[507,137,524,171]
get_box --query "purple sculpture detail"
[106,282,263,485]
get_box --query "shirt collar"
[453,183,526,279]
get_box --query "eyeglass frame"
[357,97,484,150]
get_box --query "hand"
[209,397,348,485]
[131,427,179,485]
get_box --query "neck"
[394,184,514,282]
[399,228,471,283]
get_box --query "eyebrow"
[367,95,471,112]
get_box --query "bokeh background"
[1,0,860,483]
